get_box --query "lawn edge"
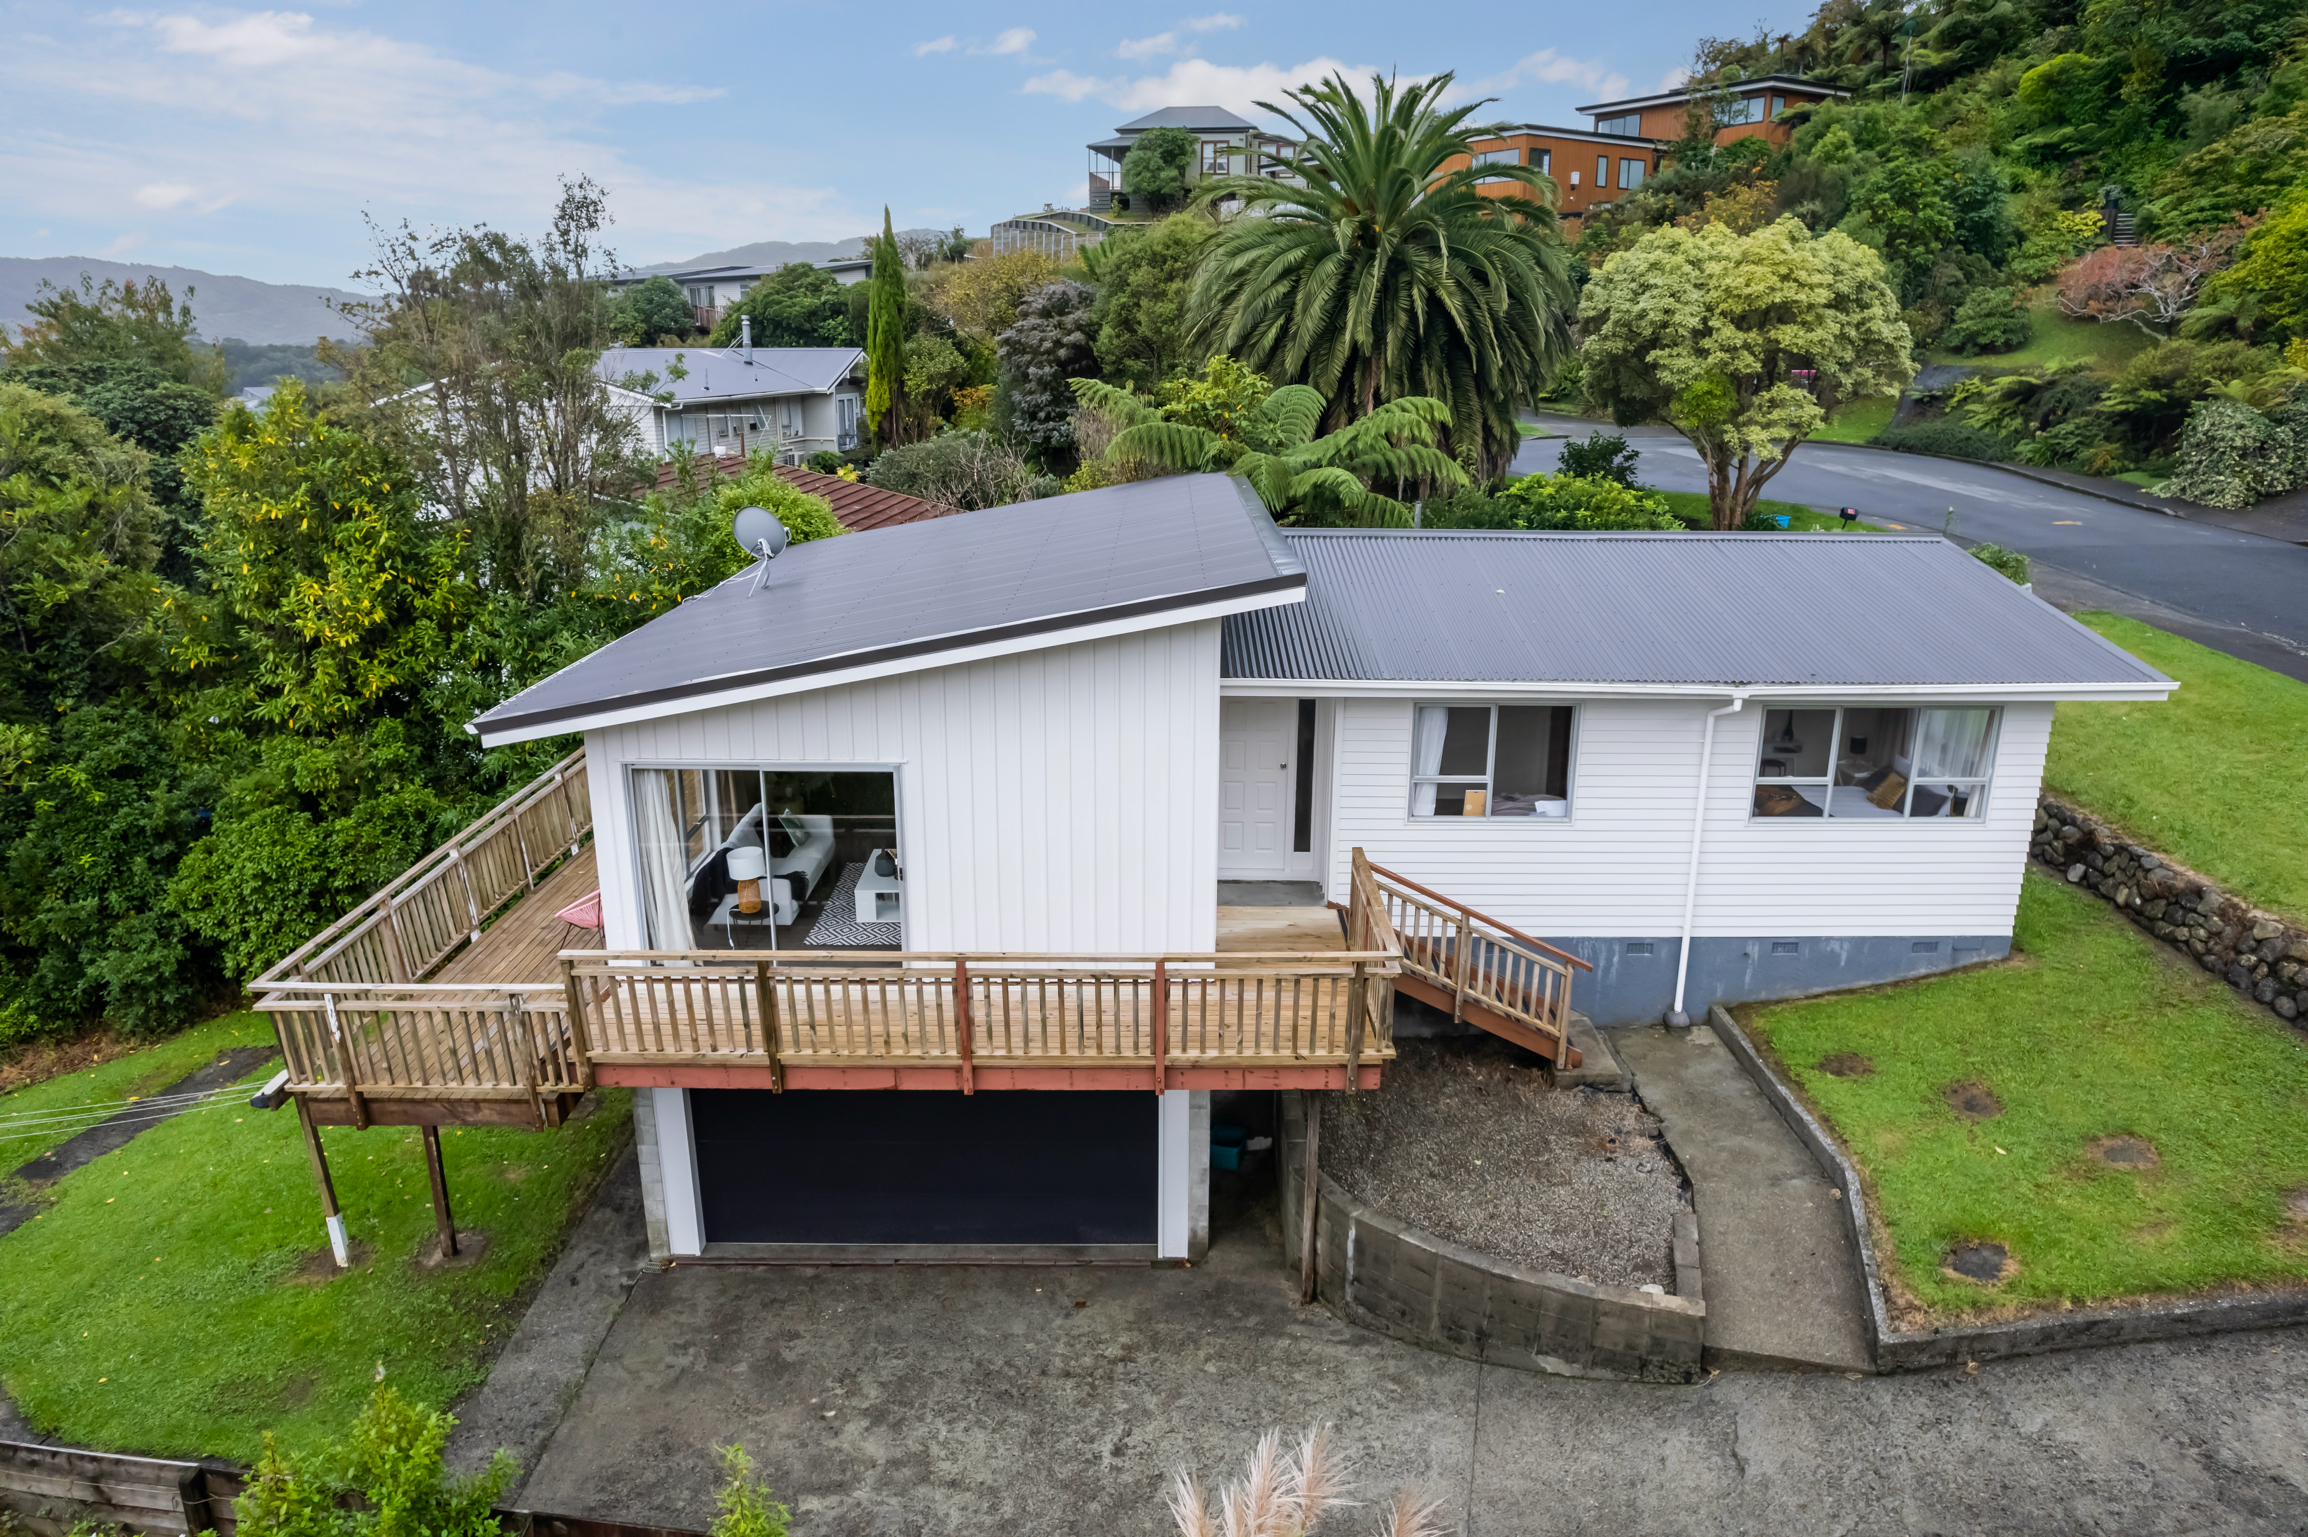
[1707,1004,2308,1373]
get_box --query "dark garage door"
[692,1090,1159,1246]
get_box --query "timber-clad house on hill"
[253,474,2171,1267]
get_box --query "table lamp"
[727,845,767,914]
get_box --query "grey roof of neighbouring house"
[595,347,862,405]
[1219,531,2173,690]
[1116,106,1261,132]
[471,475,1305,742]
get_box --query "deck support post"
[755,961,784,1092]
[294,1097,350,1268]
[1344,961,1367,1095]
[421,1124,458,1258]
[1151,962,1168,1094]
[1297,1090,1321,1305]
[953,960,974,1095]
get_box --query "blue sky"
[0,1,1805,287]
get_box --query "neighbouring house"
[1086,105,1301,214]
[1445,126,1667,230]
[609,256,872,330]
[652,454,955,531]
[599,343,865,461]
[986,208,1119,262]
[254,476,2170,1269]
[1577,74,1849,149]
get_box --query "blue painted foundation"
[1535,934,2013,1027]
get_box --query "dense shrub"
[865,429,1038,510]
[1870,422,2014,461]
[1555,431,1640,485]
[995,280,1097,453]
[1497,473,1684,530]
[2155,395,2307,509]
[1940,287,2033,354]
[1971,543,2030,583]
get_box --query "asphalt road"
[1514,428,2308,682]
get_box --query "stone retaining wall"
[2031,796,2308,1024]
[1277,1093,1705,1383]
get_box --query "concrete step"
[1554,1012,1629,1090]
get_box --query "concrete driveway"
[1513,429,2308,683]
[511,1177,2308,1536]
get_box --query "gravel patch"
[1324,1037,1687,1289]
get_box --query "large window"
[1616,157,1647,190]
[631,767,899,949]
[1595,113,1642,136]
[1751,707,1999,820]
[1473,148,1519,166]
[1410,705,1575,818]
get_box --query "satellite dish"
[732,506,789,561]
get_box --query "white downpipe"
[1669,693,1747,1028]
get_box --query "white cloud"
[1027,55,1364,116]
[1116,31,1181,61]
[974,27,1036,55]
[912,35,956,55]
[1657,65,1692,91]
[1455,49,1629,104]
[1185,13,1245,29]
[0,9,858,251]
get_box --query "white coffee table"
[853,854,901,924]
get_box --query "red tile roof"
[649,454,954,533]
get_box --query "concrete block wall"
[1279,1092,1704,1383]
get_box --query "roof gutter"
[1668,692,1747,1031]
[1217,679,2174,702]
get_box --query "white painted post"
[652,1087,705,1256]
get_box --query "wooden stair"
[1394,968,1582,1068]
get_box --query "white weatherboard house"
[598,344,864,461]
[464,474,2172,1264]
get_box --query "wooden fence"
[254,750,592,992]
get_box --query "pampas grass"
[1166,1426,1440,1537]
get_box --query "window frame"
[1406,702,1580,822]
[1616,157,1647,190]
[1595,113,1642,136]
[1748,705,2002,823]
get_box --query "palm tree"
[1185,72,1578,481]
[1070,376,1468,526]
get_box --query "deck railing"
[254,749,593,990]
[1364,860,1590,1065]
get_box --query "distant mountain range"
[636,230,948,273]
[0,256,367,345]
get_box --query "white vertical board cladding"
[1326,697,2052,938]
[586,621,1223,954]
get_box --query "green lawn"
[0,1029,632,1462]
[2,1013,280,1170]
[2045,612,2308,924]
[1655,490,1887,533]
[1740,870,2308,1321]
[1928,298,2162,370]
[1808,396,1899,445]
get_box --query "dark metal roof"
[473,475,1303,741]
[596,347,862,404]
[1576,75,1851,114]
[1220,531,2171,690]
[1116,105,1260,131]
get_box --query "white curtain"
[1411,706,1450,815]
[1911,709,1994,780]
[633,770,693,953]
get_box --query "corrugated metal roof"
[651,455,955,532]
[1220,531,2170,690]
[596,347,862,404]
[473,475,1303,741]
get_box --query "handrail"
[254,747,592,988]
[1363,860,1593,972]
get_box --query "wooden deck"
[1216,906,1346,954]
[433,844,603,987]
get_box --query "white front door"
[1218,697,1294,878]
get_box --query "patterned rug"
[802,862,904,947]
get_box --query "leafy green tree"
[1088,214,1215,389]
[2205,192,2308,343]
[588,453,842,623]
[997,280,1097,452]
[1187,72,1578,479]
[1941,286,2033,354]
[1578,217,1915,529]
[1121,126,1198,211]
[616,275,697,344]
[708,265,854,348]
[1070,375,1468,525]
[3,359,218,583]
[865,208,908,444]
[1841,151,1957,276]
[1,273,227,394]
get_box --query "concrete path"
[507,1181,2308,1536]
[1513,429,2308,683]
[1612,1024,1873,1374]
[446,1148,652,1493]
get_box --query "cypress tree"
[864,208,908,446]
